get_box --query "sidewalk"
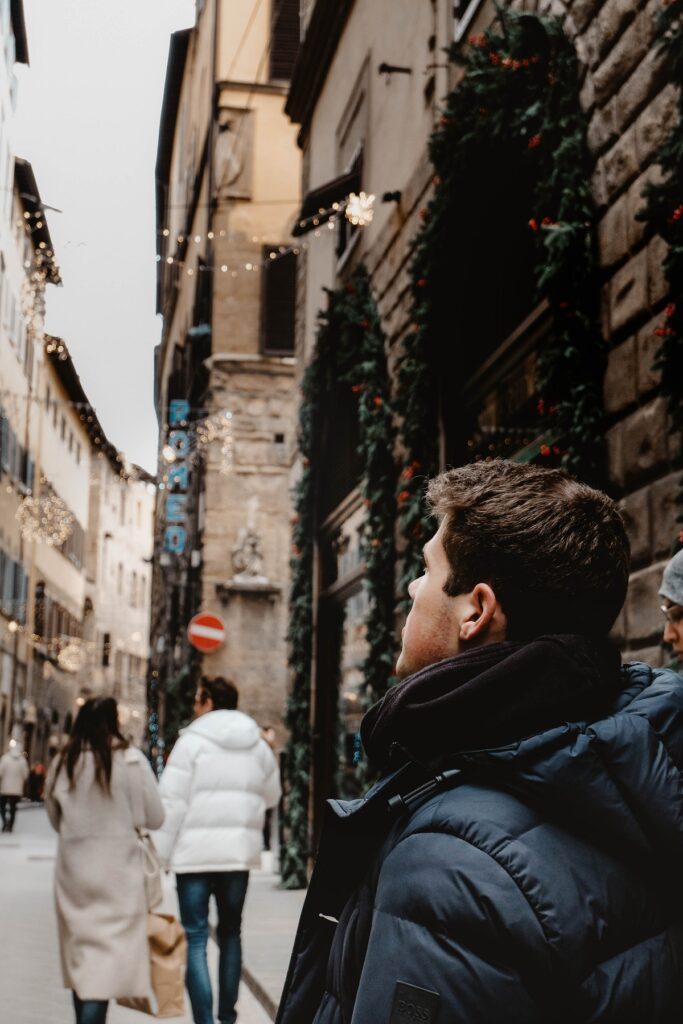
[241,870,306,1019]
[0,803,275,1024]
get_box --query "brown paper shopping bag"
[117,912,187,1018]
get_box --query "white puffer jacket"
[154,710,280,872]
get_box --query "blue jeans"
[72,993,108,1024]
[176,871,249,1024]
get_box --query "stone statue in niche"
[231,527,266,581]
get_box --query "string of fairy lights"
[157,192,377,278]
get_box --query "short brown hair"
[427,461,629,639]
[199,676,238,710]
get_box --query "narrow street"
[0,804,287,1024]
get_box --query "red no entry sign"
[187,613,226,653]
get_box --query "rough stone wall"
[363,0,680,663]
[200,357,295,748]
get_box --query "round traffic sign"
[187,612,226,653]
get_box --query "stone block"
[597,191,629,268]
[609,248,648,335]
[579,68,596,113]
[635,84,678,166]
[602,123,639,199]
[604,336,637,414]
[650,472,682,558]
[647,233,670,306]
[606,420,625,489]
[571,0,607,33]
[592,162,608,211]
[614,45,667,132]
[593,15,648,106]
[624,562,667,644]
[596,0,637,55]
[636,313,663,396]
[619,484,651,566]
[622,396,670,488]
[587,98,618,157]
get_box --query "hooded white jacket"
[154,710,280,872]
[0,748,29,796]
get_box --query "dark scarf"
[360,634,623,770]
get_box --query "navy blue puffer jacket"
[276,663,683,1024]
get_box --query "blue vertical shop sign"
[163,525,187,554]
[169,399,190,426]
[166,493,188,523]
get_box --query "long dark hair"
[52,697,127,795]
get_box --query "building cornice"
[216,79,289,98]
[285,0,355,148]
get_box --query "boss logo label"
[390,981,440,1024]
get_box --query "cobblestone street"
[0,804,279,1024]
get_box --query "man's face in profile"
[662,601,683,659]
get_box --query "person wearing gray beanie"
[659,549,683,660]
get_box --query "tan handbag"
[117,912,187,1018]
[124,749,164,910]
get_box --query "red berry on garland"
[398,490,411,504]
[540,445,551,457]
[291,545,301,556]
[655,326,674,337]
[537,399,546,415]
[373,396,383,407]
[419,208,430,223]
[670,205,683,223]
[358,319,369,329]
[416,277,428,288]
[489,51,501,66]
[370,539,381,548]
[528,134,542,149]
[552,446,562,456]
[351,384,364,393]
[528,218,539,232]
[666,303,676,318]
[432,175,443,187]
[468,33,486,47]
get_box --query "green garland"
[281,266,396,889]
[396,9,603,589]
[640,2,683,525]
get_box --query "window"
[130,570,137,608]
[52,400,57,428]
[76,442,81,465]
[60,415,66,441]
[117,563,123,594]
[270,0,300,80]
[260,248,297,354]
[120,491,126,526]
[102,631,111,668]
[68,430,73,453]
[136,501,142,528]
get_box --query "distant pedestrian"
[659,548,683,666]
[0,743,28,832]
[260,725,277,852]
[154,677,281,1024]
[28,761,46,802]
[46,697,164,1024]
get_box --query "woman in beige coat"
[46,697,164,1024]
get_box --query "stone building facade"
[151,0,301,751]
[285,0,681,845]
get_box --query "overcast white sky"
[15,0,196,473]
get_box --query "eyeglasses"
[660,604,683,625]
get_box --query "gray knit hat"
[659,549,683,606]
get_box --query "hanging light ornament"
[57,640,82,673]
[196,410,235,474]
[345,192,376,227]
[16,494,74,546]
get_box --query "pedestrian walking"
[659,547,683,666]
[277,461,683,1024]
[0,743,28,832]
[45,696,164,1024]
[154,676,281,1024]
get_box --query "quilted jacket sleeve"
[154,735,195,864]
[350,830,553,1024]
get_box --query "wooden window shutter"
[270,0,300,81]
[261,247,297,354]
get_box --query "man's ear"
[458,583,507,644]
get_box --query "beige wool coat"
[46,746,164,1000]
